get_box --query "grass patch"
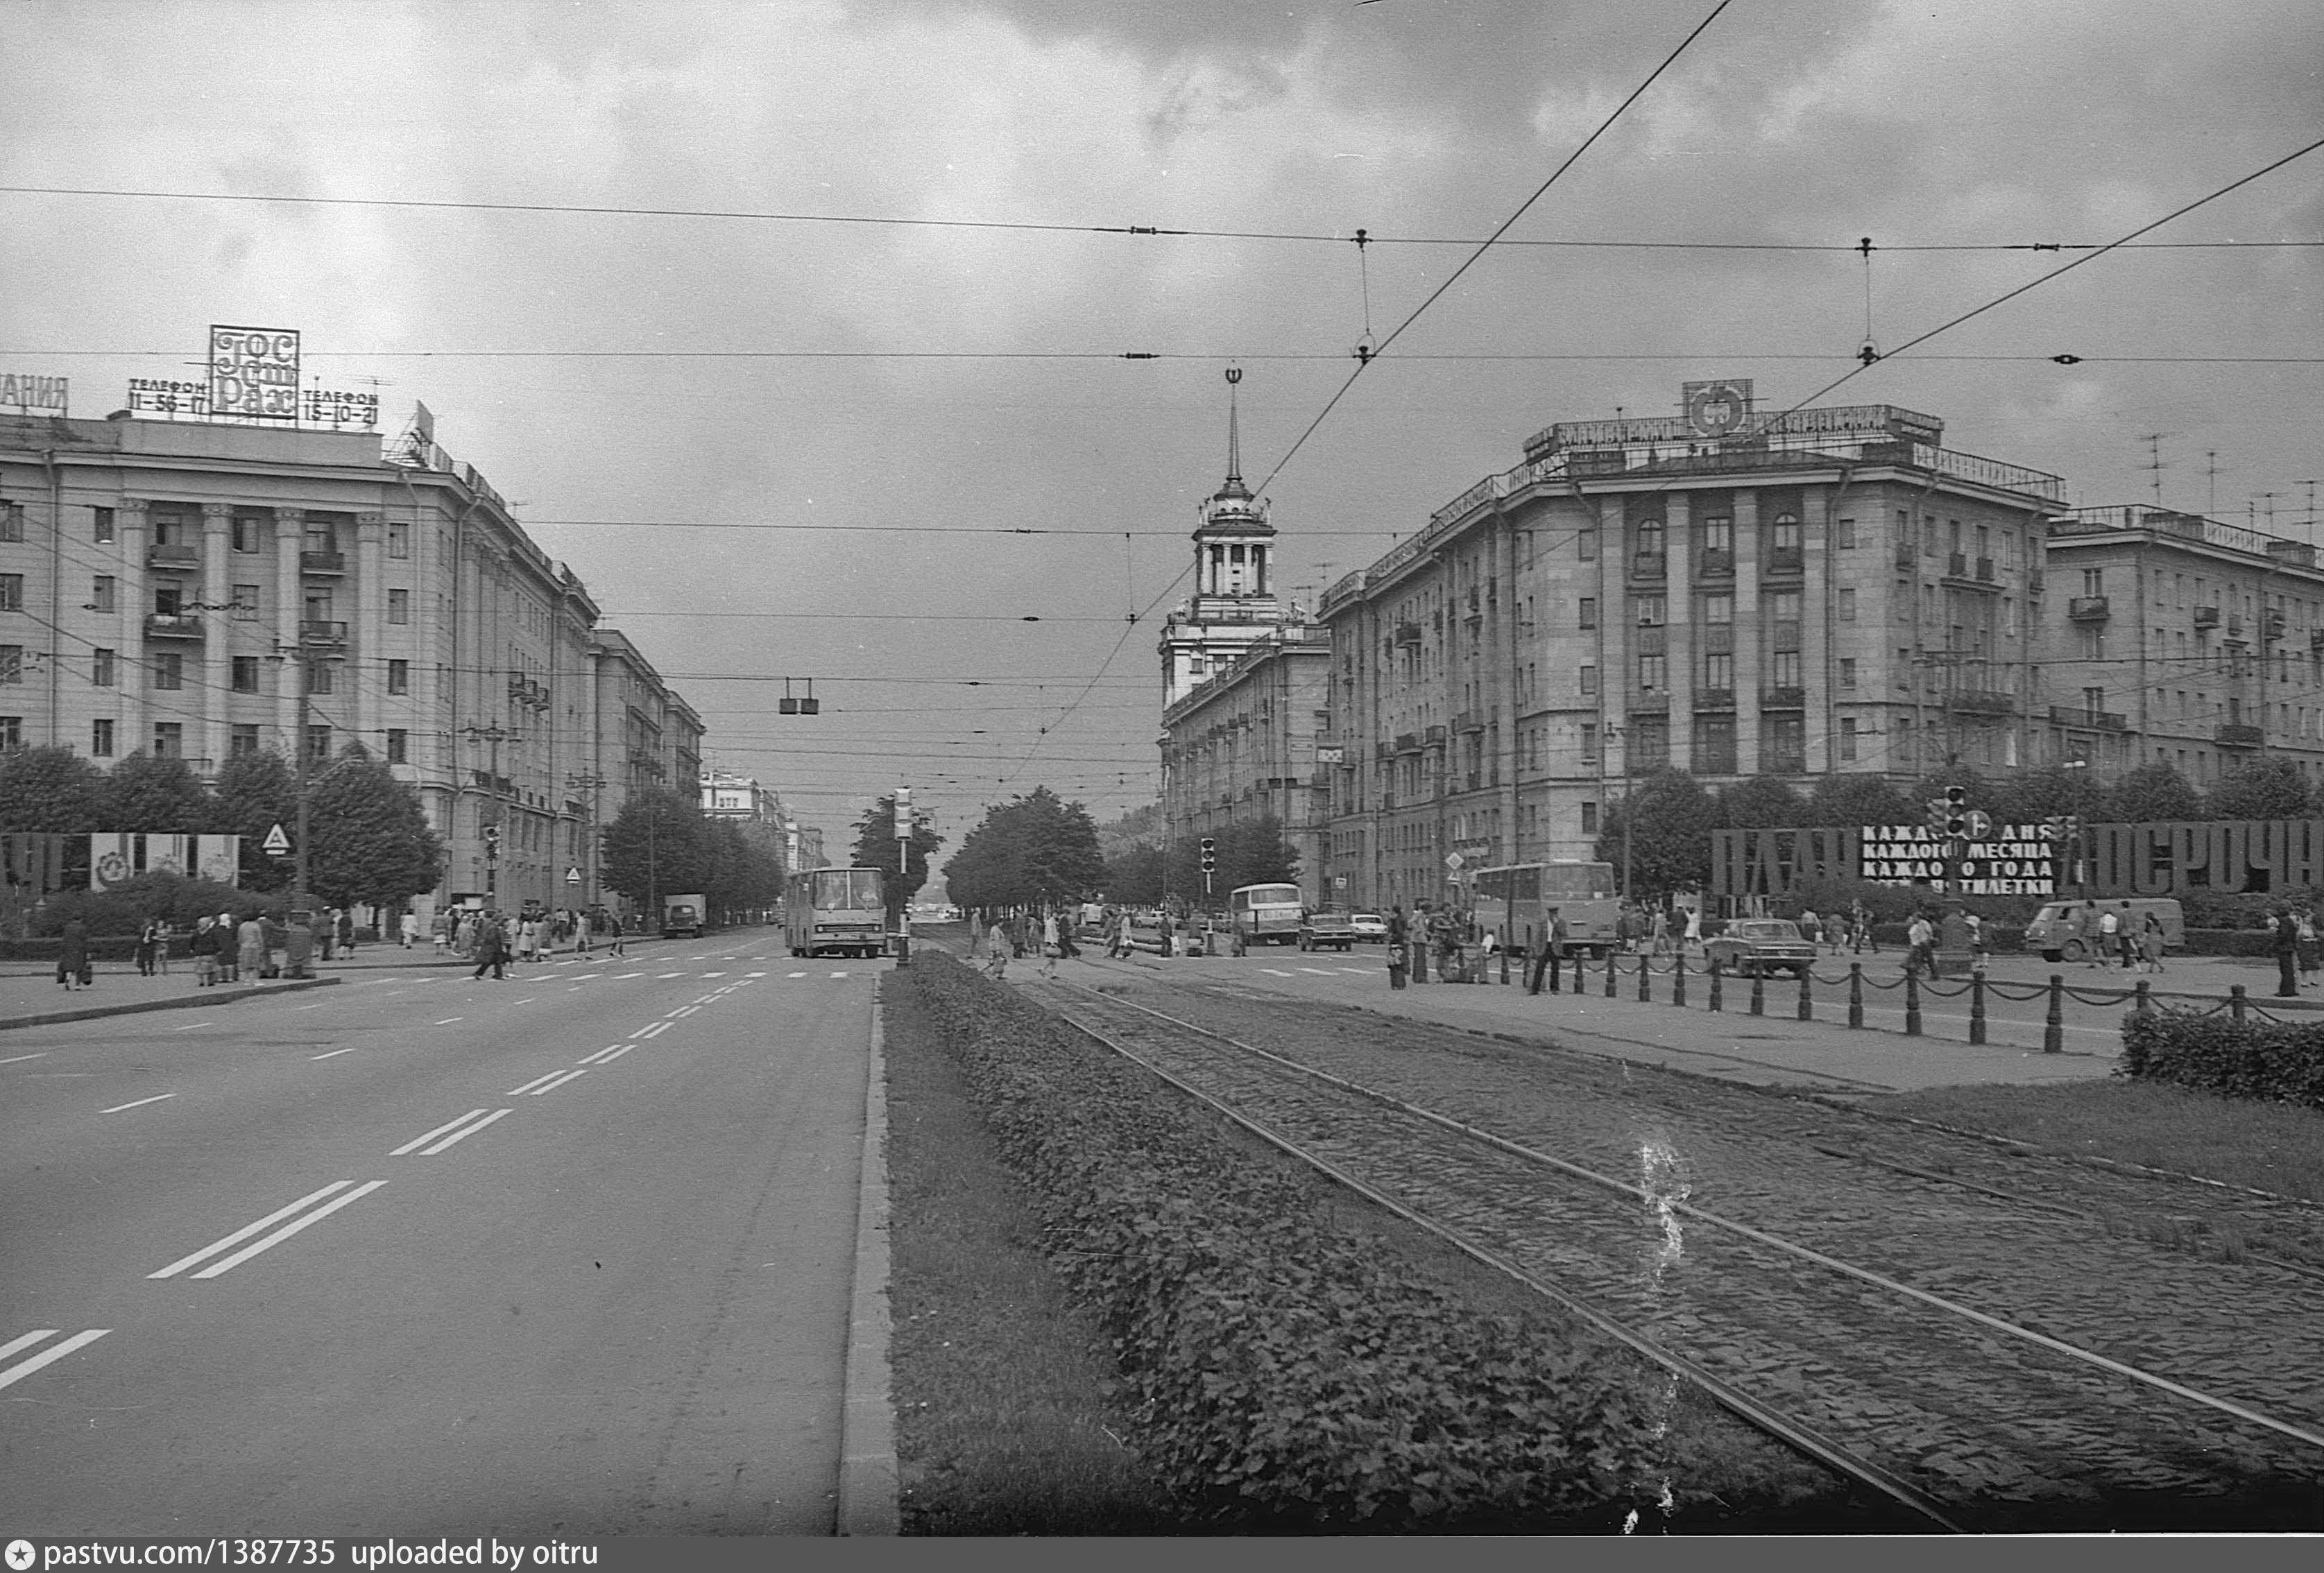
[1878,1077,2324,1203]
[880,972,1180,1533]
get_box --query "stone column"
[1665,492,1695,770]
[1598,496,1628,787]
[116,500,148,764]
[1800,485,1831,774]
[275,513,304,755]
[354,511,385,757]
[201,504,234,771]
[1734,490,1762,774]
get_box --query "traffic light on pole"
[1199,836,1217,873]
[1943,785,1970,839]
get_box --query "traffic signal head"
[1199,835,1217,872]
[1943,784,1970,837]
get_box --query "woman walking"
[2139,911,2169,975]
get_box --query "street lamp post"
[565,772,606,914]
[461,724,516,911]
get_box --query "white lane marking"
[615,972,643,979]
[657,972,685,979]
[573,974,604,981]
[191,1182,386,1279]
[577,1044,634,1065]
[1259,968,1296,977]
[418,1108,512,1154]
[172,1022,212,1031]
[1338,967,1370,974]
[0,1330,110,1393]
[434,1017,464,1026]
[310,1047,357,1060]
[392,1110,492,1155]
[149,1181,357,1278]
[637,1021,673,1039]
[0,1329,60,1361]
[296,1002,326,1011]
[788,972,807,979]
[745,971,767,978]
[700,971,726,978]
[100,1092,177,1115]
[670,1005,701,1017]
[0,1052,51,1065]
[526,1068,588,1097]
[508,1069,570,1097]
[829,970,851,978]
[1299,968,1336,976]
[511,997,536,1005]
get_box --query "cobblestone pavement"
[1035,972,2324,1532]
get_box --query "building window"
[91,575,116,613]
[1770,649,1803,687]
[1581,800,1599,834]
[1693,714,1737,774]
[93,507,115,543]
[2083,567,2103,596]
[92,718,114,757]
[1581,722,1600,766]
[1838,587,1856,621]
[388,659,409,695]
[92,648,114,687]
[1701,516,1732,560]
[388,523,411,560]
[233,584,259,620]
[1839,657,1857,689]
[1763,715,1806,773]
[1635,594,1667,627]
[1837,517,1856,549]
[233,514,262,553]
[388,588,409,624]
[309,661,334,696]
[153,722,183,759]
[305,724,332,764]
[1630,716,1669,768]
[1636,519,1664,556]
[1704,651,1734,691]
[386,728,408,764]
[1771,513,1801,553]
[1580,664,1598,696]
[0,646,21,685]
[1637,653,1666,691]
[0,574,22,612]
[152,653,182,690]
[1578,527,1596,560]
[230,724,259,757]
[1578,596,1596,630]
[1839,716,1859,762]
[232,655,259,693]
[0,716,17,748]
[0,504,21,542]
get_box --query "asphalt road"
[0,940,878,1538]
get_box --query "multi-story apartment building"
[1315,379,2065,910]
[2039,505,2324,786]
[0,410,703,920]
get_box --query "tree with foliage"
[1988,764,2110,827]
[2109,761,2203,824]
[599,789,717,909]
[851,793,948,906]
[303,745,445,908]
[942,786,1106,911]
[703,817,787,919]
[103,750,212,834]
[2206,755,2314,820]
[210,750,300,891]
[1594,768,1719,895]
[1807,772,1913,830]
[1102,841,1167,905]
[1716,777,1806,829]
[0,746,110,832]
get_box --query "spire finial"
[1224,365,1242,486]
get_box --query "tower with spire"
[1159,368,1296,709]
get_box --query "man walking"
[1528,906,1567,995]
[472,913,510,981]
[1385,906,1408,989]
[2273,904,2300,997]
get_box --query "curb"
[0,973,343,1032]
[836,990,900,1536]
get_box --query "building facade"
[1315,379,2066,911]
[0,411,703,920]
[2038,505,2324,787]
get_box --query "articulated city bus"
[785,866,889,959]
[1470,860,1621,956]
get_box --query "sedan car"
[1297,911,1358,952]
[1703,918,1818,978]
[1349,912,1389,943]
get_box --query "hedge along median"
[2120,1013,2324,1111]
[905,954,1662,1530]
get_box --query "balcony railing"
[1693,689,1735,712]
[298,619,348,645]
[1974,556,1996,582]
[2194,605,2221,628]
[1951,689,2017,716]
[1630,551,1666,580]
[1424,723,1447,746]
[146,543,200,569]
[2067,596,2111,621]
[2264,610,2287,641]
[144,612,205,639]
[1764,546,1803,573]
[2216,723,2264,747]
[1760,685,1806,710]
[1452,710,1485,733]
[1392,619,1421,646]
[300,550,347,574]
[1394,732,1420,755]
[1947,552,1970,578]
[2049,705,2126,731]
[1697,548,1732,576]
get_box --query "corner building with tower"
[1315,380,2067,913]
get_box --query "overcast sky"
[3,0,2318,846]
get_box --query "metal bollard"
[1672,950,1687,1006]
[1605,949,1618,999]
[1970,973,1987,1045]
[1637,953,1652,1004]
[1501,931,1511,986]
[2044,973,2065,1053]
[2133,979,2152,1016]
[1749,968,1765,1016]
[1904,970,1922,1035]
[2230,983,2248,1023]
[1797,965,1813,1022]
[1848,962,1864,1029]
[1709,959,1724,1012]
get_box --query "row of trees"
[943,786,1107,911]
[1097,813,1299,906]
[0,745,441,909]
[848,794,948,909]
[1595,757,2302,895]
[598,789,789,916]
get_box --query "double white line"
[391,1108,513,1155]
[148,1181,386,1280]
[510,1067,588,1097]
[0,1328,110,1391]
[576,1044,633,1066]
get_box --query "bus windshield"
[812,869,885,910]
[1540,862,1616,898]
[1233,884,1301,909]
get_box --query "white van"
[2026,897,2182,962]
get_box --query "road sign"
[1963,809,1993,840]
[262,822,291,857]
[565,866,581,886]
[1445,852,1465,870]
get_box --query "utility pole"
[462,723,516,911]
[565,772,606,913]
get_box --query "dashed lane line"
[171,1022,212,1031]
[0,1052,50,1065]
[434,1017,464,1025]
[511,998,536,1005]
[310,1047,357,1060]
[614,972,643,979]
[1338,967,1371,974]
[100,1092,178,1115]
[746,971,767,978]
[507,1068,578,1096]
[701,971,727,977]
[522,1068,589,1097]
[392,1110,491,1155]
[1258,968,1296,977]
[670,1005,701,1017]
[830,971,851,979]
[148,1181,385,1280]
[577,1044,635,1065]
[0,1330,110,1393]
[1299,968,1337,976]
[416,1108,512,1153]
[658,972,685,979]
[635,1022,674,1039]
[788,972,807,979]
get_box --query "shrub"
[905,956,1661,1529]
[2119,1014,2324,1112]
[32,875,281,937]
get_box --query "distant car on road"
[1704,918,1817,978]
[1297,911,1357,952]
[1349,912,1388,943]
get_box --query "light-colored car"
[1704,918,1818,978]
[1297,911,1357,952]
[1349,912,1389,943]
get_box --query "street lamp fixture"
[461,724,520,910]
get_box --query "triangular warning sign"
[262,822,292,857]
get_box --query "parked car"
[1297,911,1358,952]
[1704,918,1817,977]
[1349,912,1389,943]
[2026,897,2183,962]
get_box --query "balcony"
[1947,551,1970,578]
[2049,705,2126,732]
[1630,551,1666,581]
[146,542,200,570]
[2264,610,2287,642]
[1392,619,1421,647]
[2028,570,2045,594]
[2067,595,2111,621]
[1760,685,1806,710]
[300,550,347,575]
[2194,605,2221,628]
[1693,689,1736,712]
[1627,693,1669,715]
[1394,732,1420,755]
[1374,740,1394,761]
[1764,546,1803,573]
[507,674,551,711]
[1943,556,2001,593]
[2309,627,2324,651]
[1974,556,1996,583]
[144,612,205,639]
[1452,710,1485,734]
[298,619,348,646]
[1697,548,1733,576]
[2216,723,2264,748]
[1424,723,1448,746]
[1951,689,2017,716]
[1892,544,1914,570]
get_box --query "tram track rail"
[1032,971,2324,1531]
